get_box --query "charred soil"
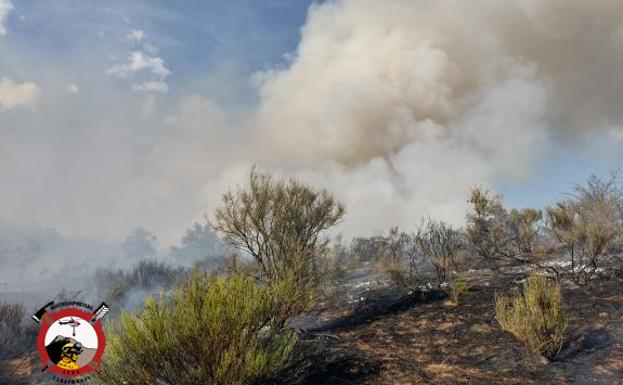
[263,276,623,385]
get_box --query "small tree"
[212,169,344,320]
[467,187,547,269]
[509,208,544,259]
[546,174,623,284]
[376,227,414,286]
[121,227,157,261]
[466,187,513,269]
[170,222,230,265]
[416,220,464,287]
[324,235,357,279]
[93,273,296,385]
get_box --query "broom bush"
[495,273,566,360]
[93,272,296,385]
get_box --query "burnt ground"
[4,272,622,385]
[263,276,623,385]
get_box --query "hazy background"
[1,0,623,296]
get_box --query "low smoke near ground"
[0,220,229,309]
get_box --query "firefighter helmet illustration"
[33,301,109,379]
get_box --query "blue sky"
[2,0,313,102]
[0,0,321,242]
[0,0,621,243]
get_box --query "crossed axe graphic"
[32,302,110,372]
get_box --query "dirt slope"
[264,277,623,385]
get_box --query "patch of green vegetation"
[93,272,296,385]
[495,273,566,360]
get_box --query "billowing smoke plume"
[2,0,623,273]
[242,0,623,235]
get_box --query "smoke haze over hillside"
[1,0,623,281]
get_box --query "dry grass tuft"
[495,273,566,360]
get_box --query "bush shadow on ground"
[256,341,381,385]
[559,325,611,361]
[310,288,447,333]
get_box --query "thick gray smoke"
[245,0,623,235]
[256,0,623,165]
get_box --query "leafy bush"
[224,254,314,323]
[93,272,296,385]
[509,208,544,258]
[495,273,566,360]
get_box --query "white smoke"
[240,0,623,235]
[3,0,623,247]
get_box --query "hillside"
[2,267,623,385]
[265,269,623,385]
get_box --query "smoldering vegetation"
[0,221,230,303]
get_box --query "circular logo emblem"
[36,306,107,378]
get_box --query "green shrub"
[269,260,317,325]
[93,272,296,385]
[495,273,565,360]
